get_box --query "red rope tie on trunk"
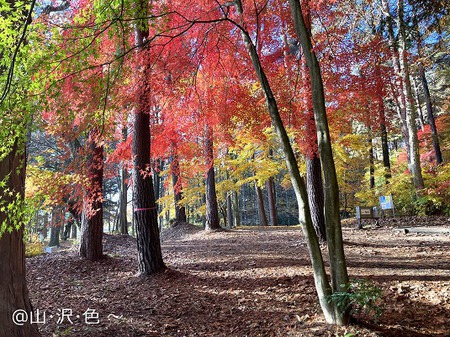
[134,207,157,212]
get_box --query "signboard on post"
[379,195,395,216]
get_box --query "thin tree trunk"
[79,128,104,261]
[397,0,424,190]
[377,72,391,182]
[255,182,268,226]
[119,163,128,235]
[419,63,443,165]
[232,190,241,227]
[368,129,375,189]
[49,207,61,247]
[266,177,278,226]
[288,0,349,324]
[0,139,40,337]
[234,0,343,324]
[412,76,425,131]
[204,126,221,230]
[119,127,128,235]
[170,144,187,223]
[226,193,233,228]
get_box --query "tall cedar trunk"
[368,130,375,189]
[79,128,104,261]
[234,0,339,324]
[419,63,443,165]
[204,126,221,230]
[131,2,166,275]
[288,0,350,324]
[0,140,40,337]
[255,183,268,226]
[232,191,241,227]
[170,145,187,223]
[306,156,326,241]
[397,0,424,189]
[266,177,278,226]
[119,163,128,235]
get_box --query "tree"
[287,0,349,323]
[223,0,349,324]
[204,125,221,230]
[79,128,104,261]
[0,0,40,334]
[131,0,166,274]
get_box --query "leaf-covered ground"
[27,216,450,337]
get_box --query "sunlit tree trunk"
[233,0,348,325]
[397,0,424,189]
[419,63,443,165]
[266,177,278,226]
[288,0,349,324]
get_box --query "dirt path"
[27,216,450,336]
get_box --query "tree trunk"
[170,146,187,223]
[153,158,163,229]
[234,0,345,325]
[377,81,391,182]
[397,0,424,190]
[0,139,40,337]
[266,177,278,226]
[131,1,166,275]
[382,0,411,162]
[79,128,104,261]
[419,63,443,165]
[232,190,241,227]
[71,220,77,239]
[412,76,425,131]
[255,182,268,226]
[288,0,350,324]
[301,0,326,242]
[48,211,61,247]
[204,126,221,230]
[306,155,326,241]
[118,162,128,235]
[368,130,375,189]
[226,193,233,228]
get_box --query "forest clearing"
[27,217,450,337]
